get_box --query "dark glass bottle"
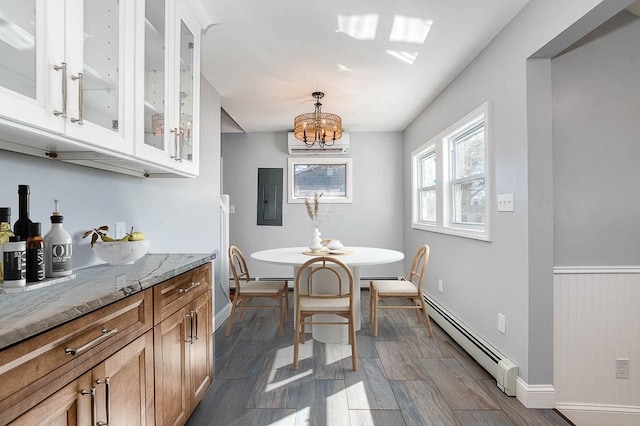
[14,185,33,241]
[27,222,45,282]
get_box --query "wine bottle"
[13,185,33,241]
[27,222,45,282]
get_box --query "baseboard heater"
[423,293,519,396]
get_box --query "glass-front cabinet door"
[136,0,200,176]
[63,0,134,154]
[0,0,65,134]
[136,0,168,165]
[172,3,200,175]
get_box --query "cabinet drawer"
[154,263,211,324]
[0,289,152,423]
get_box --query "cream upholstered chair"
[226,245,289,336]
[293,256,357,371]
[369,244,433,337]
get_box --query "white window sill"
[412,222,491,242]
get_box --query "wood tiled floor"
[188,291,572,426]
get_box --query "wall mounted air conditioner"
[287,132,350,155]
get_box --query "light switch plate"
[497,193,514,212]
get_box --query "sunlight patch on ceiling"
[336,14,379,40]
[386,49,418,65]
[337,64,353,72]
[389,15,432,44]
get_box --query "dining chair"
[369,244,433,337]
[293,256,357,371]
[226,245,289,336]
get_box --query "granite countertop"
[0,253,215,350]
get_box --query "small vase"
[309,227,323,252]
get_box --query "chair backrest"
[406,244,430,289]
[295,256,354,302]
[229,246,251,289]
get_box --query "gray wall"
[402,0,631,384]
[221,131,405,280]
[552,11,640,266]
[0,76,224,312]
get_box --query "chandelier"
[293,92,343,148]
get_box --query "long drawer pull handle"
[179,281,201,293]
[53,62,67,118]
[81,388,96,426]
[66,328,118,356]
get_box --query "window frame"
[411,102,492,241]
[287,157,353,204]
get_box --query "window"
[288,157,353,203]
[411,102,491,240]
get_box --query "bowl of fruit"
[84,226,149,265]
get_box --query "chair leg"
[293,309,300,370]
[277,294,284,336]
[350,313,358,371]
[369,282,373,323]
[372,288,379,337]
[284,287,290,322]
[419,296,434,337]
[225,298,239,336]
[413,298,422,323]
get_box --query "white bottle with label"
[44,200,73,278]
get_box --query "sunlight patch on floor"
[326,388,350,425]
[262,344,314,392]
[345,381,372,410]
[324,342,350,365]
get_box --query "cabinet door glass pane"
[83,0,119,131]
[145,0,165,151]
[0,0,36,99]
[179,21,194,162]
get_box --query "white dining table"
[251,246,404,343]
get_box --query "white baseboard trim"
[515,378,556,408]
[214,302,232,331]
[556,403,640,426]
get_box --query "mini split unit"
[287,132,350,155]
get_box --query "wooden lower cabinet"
[154,289,212,426]
[9,374,92,425]
[0,262,213,426]
[10,330,154,426]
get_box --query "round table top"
[251,246,404,267]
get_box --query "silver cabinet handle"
[179,281,201,294]
[185,311,194,344]
[96,377,110,426]
[53,62,67,118]
[70,72,84,124]
[81,387,97,426]
[171,128,182,161]
[66,328,118,356]
[193,309,199,341]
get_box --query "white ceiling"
[200,0,531,134]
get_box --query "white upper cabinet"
[62,0,135,154]
[136,0,201,175]
[0,0,210,177]
[0,0,133,154]
[0,0,65,134]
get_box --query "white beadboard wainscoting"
[553,267,640,426]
